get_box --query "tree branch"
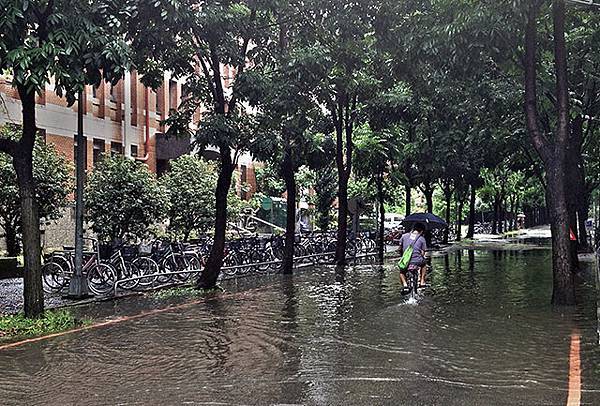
[229,8,257,113]
[524,1,551,162]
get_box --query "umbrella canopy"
[402,212,448,230]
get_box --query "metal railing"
[113,249,378,296]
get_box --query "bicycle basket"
[99,244,113,260]
[121,245,138,258]
[138,243,152,255]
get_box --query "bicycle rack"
[112,249,378,296]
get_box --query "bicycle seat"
[62,245,75,251]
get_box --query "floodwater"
[0,247,599,405]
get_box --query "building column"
[123,71,132,157]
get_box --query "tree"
[86,155,167,245]
[353,124,402,262]
[147,0,276,288]
[254,164,286,198]
[302,0,386,265]
[240,9,326,274]
[0,125,71,256]
[312,165,338,232]
[162,155,218,241]
[162,154,246,241]
[524,0,576,304]
[0,0,131,316]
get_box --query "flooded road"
[0,248,599,405]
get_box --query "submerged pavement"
[0,246,598,405]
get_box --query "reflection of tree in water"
[199,298,234,372]
[297,265,391,404]
[274,276,309,404]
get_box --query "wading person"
[398,222,428,294]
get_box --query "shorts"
[400,259,426,275]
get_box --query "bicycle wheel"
[250,250,270,273]
[87,263,116,296]
[410,270,419,298]
[119,262,141,290]
[174,253,199,282]
[158,256,177,284]
[222,252,239,277]
[133,256,159,287]
[42,262,67,293]
[187,255,203,283]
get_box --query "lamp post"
[68,89,90,298]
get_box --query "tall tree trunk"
[456,196,464,241]
[467,184,476,238]
[336,170,349,266]
[524,0,575,305]
[197,148,234,289]
[281,150,296,275]
[498,196,504,234]
[577,191,591,252]
[443,190,451,244]
[422,183,434,213]
[377,176,385,264]
[68,89,89,298]
[14,86,44,317]
[570,116,591,252]
[405,183,411,217]
[334,93,354,267]
[492,195,499,234]
[4,221,20,257]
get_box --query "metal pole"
[68,89,90,298]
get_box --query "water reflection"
[0,248,598,405]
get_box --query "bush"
[86,155,167,244]
[0,124,72,256]
[162,155,253,240]
[161,155,218,240]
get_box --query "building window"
[92,85,98,99]
[109,84,117,103]
[93,139,105,164]
[169,80,177,110]
[130,144,138,158]
[111,142,123,156]
[155,90,162,115]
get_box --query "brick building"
[0,71,258,251]
[0,71,257,194]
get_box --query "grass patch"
[149,286,222,300]
[0,309,91,342]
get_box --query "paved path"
[0,278,68,314]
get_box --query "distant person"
[398,222,428,294]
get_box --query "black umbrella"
[402,212,448,230]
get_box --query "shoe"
[418,283,430,289]
[401,287,411,295]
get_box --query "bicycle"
[42,238,115,296]
[104,245,141,290]
[405,264,421,299]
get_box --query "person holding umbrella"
[398,222,428,294]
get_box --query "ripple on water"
[0,248,598,405]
